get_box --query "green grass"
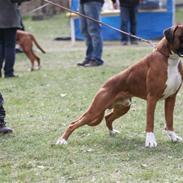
[0,12,183,183]
[175,8,183,23]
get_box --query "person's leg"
[129,6,138,44]
[78,3,93,65]
[84,2,104,65]
[0,93,13,134]
[0,29,5,77]
[120,6,129,44]
[4,28,17,77]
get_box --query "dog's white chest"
[162,56,182,99]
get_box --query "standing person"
[112,0,140,45]
[0,0,30,133]
[0,0,22,78]
[77,0,104,67]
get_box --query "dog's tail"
[30,34,46,54]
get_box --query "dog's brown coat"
[16,30,46,71]
[57,25,183,146]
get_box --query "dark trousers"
[0,28,17,77]
[120,6,137,42]
[0,93,5,127]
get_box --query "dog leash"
[30,0,156,48]
[29,3,50,14]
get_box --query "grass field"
[0,10,183,183]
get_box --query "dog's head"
[164,25,183,57]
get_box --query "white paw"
[56,138,68,145]
[166,130,183,142]
[109,129,120,136]
[145,132,157,148]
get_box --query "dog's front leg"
[164,95,182,142]
[145,96,158,147]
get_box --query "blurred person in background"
[77,0,105,67]
[0,93,13,134]
[0,0,30,133]
[0,0,22,78]
[0,0,30,78]
[112,0,141,45]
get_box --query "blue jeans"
[120,6,137,42]
[0,28,17,77]
[79,2,104,64]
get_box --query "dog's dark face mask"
[164,25,183,57]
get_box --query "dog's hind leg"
[32,52,41,70]
[56,112,105,145]
[56,88,119,145]
[36,57,41,70]
[23,50,36,71]
[105,98,131,136]
[87,112,105,126]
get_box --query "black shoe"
[77,59,90,66]
[5,74,18,78]
[84,60,103,67]
[15,48,23,54]
[0,126,13,134]
[131,41,138,45]
[121,41,128,46]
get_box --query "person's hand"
[112,2,118,9]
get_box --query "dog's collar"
[155,48,170,58]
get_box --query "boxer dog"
[56,25,183,147]
[16,30,46,71]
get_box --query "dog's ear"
[164,27,174,43]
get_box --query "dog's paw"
[37,65,41,70]
[145,132,157,148]
[56,137,68,145]
[109,129,120,136]
[166,130,183,142]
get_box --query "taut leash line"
[29,3,50,15]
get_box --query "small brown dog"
[16,30,46,71]
[56,25,183,147]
